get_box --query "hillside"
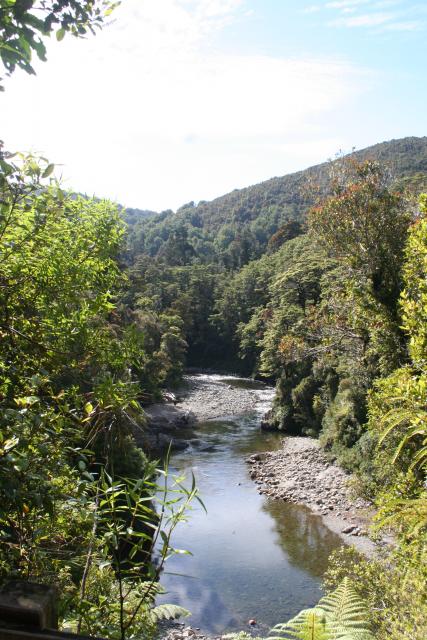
[172,136,427,230]
[125,136,427,268]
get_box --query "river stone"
[250,452,269,462]
[144,404,195,430]
[342,525,358,534]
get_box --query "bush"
[319,380,367,470]
[324,546,427,640]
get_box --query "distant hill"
[125,136,427,268]
[69,194,158,225]
[123,207,158,225]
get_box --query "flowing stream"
[157,374,344,635]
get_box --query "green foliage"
[197,159,411,468]
[319,196,427,640]
[207,159,410,458]
[325,547,427,640]
[320,382,367,458]
[126,137,427,274]
[271,160,409,464]
[0,149,133,584]
[124,257,214,369]
[0,0,119,87]
[0,150,198,639]
[308,159,410,309]
[2,129,422,638]
[365,195,427,547]
[65,459,201,639]
[212,244,280,369]
[270,579,374,640]
[401,194,427,369]
[272,609,330,640]
[124,138,427,379]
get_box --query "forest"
[0,3,426,640]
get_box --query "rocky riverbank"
[139,374,265,452]
[177,374,259,421]
[246,436,380,556]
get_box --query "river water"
[157,374,344,635]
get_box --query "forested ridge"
[125,136,427,267]
[0,3,426,639]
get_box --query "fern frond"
[318,579,374,640]
[149,603,190,622]
[270,607,331,640]
[409,443,427,471]
[376,494,427,535]
[268,580,374,640]
[378,407,412,442]
[392,425,427,464]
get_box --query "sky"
[1,0,426,211]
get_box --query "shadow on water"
[157,375,344,635]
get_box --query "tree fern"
[269,580,375,640]
[318,579,374,639]
[270,607,330,640]
[378,404,427,471]
[149,603,190,622]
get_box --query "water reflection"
[262,501,342,577]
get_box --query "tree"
[308,159,411,310]
[0,0,119,87]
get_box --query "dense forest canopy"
[124,137,427,367]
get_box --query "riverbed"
[156,374,345,635]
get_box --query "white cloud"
[316,0,427,32]
[303,5,322,13]
[0,0,370,210]
[326,0,399,9]
[372,0,401,7]
[380,19,425,30]
[329,11,394,27]
[325,0,371,9]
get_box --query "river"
[157,374,344,635]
